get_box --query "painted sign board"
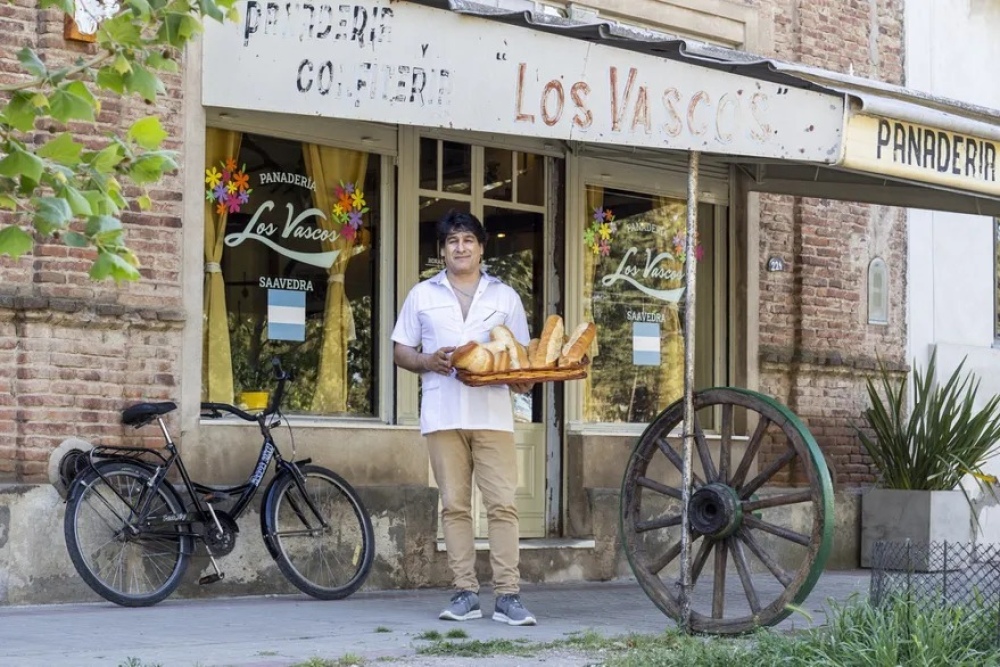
[842,114,1000,196]
[202,1,845,162]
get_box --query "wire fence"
[870,540,1000,647]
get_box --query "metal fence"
[870,540,1000,647]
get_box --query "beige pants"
[426,429,520,595]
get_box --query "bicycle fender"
[258,471,289,560]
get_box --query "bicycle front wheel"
[64,460,192,607]
[262,465,375,600]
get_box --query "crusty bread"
[451,342,493,373]
[494,349,510,371]
[482,340,508,354]
[491,324,530,370]
[526,338,539,367]
[531,315,564,369]
[490,325,517,348]
[559,322,597,366]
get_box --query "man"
[391,210,537,626]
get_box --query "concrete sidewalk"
[0,572,871,667]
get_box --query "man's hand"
[509,382,535,395]
[424,346,456,375]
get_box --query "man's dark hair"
[436,209,488,245]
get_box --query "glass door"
[418,138,549,538]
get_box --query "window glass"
[204,130,379,416]
[516,152,545,206]
[441,141,472,195]
[483,147,513,202]
[419,137,438,191]
[582,186,715,424]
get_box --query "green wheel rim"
[619,387,834,634]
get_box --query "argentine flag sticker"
[267,289,306,342]
[632,321,661,366]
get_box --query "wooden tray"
[456,358,590,387]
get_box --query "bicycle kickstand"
[198,498,227,586]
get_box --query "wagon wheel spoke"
[743,515,811,547]
[730,536,762,613]
[690,536,714,585]
[743,490,813,513]
[621,388,833,634]
[739,447,797,499]
[693,413,718,483]
[718,404,733,484]
[637,476,683,500]
[738,527,793,587]
[712,539,729,618]
[636,514,682,533]
[730,416,770,488]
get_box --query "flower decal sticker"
[585,206,616,255]
[331,181,369,241]
[206,158,252,215]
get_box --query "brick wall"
[754,0,907,488]
[0,2,186,483]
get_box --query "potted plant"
[230,316,270,411]
[858,351,1000,567]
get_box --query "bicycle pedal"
[198,573,224,585]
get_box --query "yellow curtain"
[582,186,603,420]
[304,144,369,413]
[652,196,686,408]
[202,128,242,403]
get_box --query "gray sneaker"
[439,590,482,621]
[493,593,537,626]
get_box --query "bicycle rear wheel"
[262,464,375,599]
[64,460,192,607]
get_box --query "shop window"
[203,129,380,416]
[582,186,719,424]
[868,257,888,325]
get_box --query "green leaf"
[98,14,142,46]
[137,194,152,210]
[96,67,126,94]
[38,0,74,13]
[0,92,40,132]
[58,184,94,216]
[49,82,97,124]
[0,194,17,210]
[198,0,224,22]
[158,12,202,48]
[88,144,124,174]
[82,190,114,216]
[125,0,152,20]
[129,153,176,184]
[0,147,45,183]
[85,214,123,238]
[90,249,141,282]
[112,54,132,75]
[63,231,90,248]
[32,196,73,235]
[127,117,168,150]
[145,52,179,73]
[37,133,84,166]
[123,65,164,102]
[0,225,34,258]
[17,48,47,79]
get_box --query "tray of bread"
[453,315,596,387]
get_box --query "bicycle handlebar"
[200,357,294,421]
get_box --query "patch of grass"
[292,657,366,667]
[374,626,392,633]
[444,628,468,639]
[117,660,162,667]
[256,650,279,656]
[415,630,442,641]
[416,637,536,658]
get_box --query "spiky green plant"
[858,351,1000,491]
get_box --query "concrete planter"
[860,488,972,568]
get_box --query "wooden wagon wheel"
[620,387,834,634]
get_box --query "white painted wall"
[905,0,1000,539]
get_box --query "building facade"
[1,0,997,605]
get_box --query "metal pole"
[680,150,700,632]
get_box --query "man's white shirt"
[392,271,530,435]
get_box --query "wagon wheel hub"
[689,483,742,539]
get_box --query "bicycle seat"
[122,402,178,426]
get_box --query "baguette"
[451,342,494,373]
[526,339,539,368]
[491,325,530,370]
[493,349,510,372]
[559,322,597,366]
[531,314,564,369]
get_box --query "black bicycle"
[61,358,375,607]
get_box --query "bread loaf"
[482,340,508,354]
[527,338,539,367]
[451,342,494,373]
[494,349,510,371]
[531,315,564,369]
[559,322,597,366]
[491,324,530,370]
